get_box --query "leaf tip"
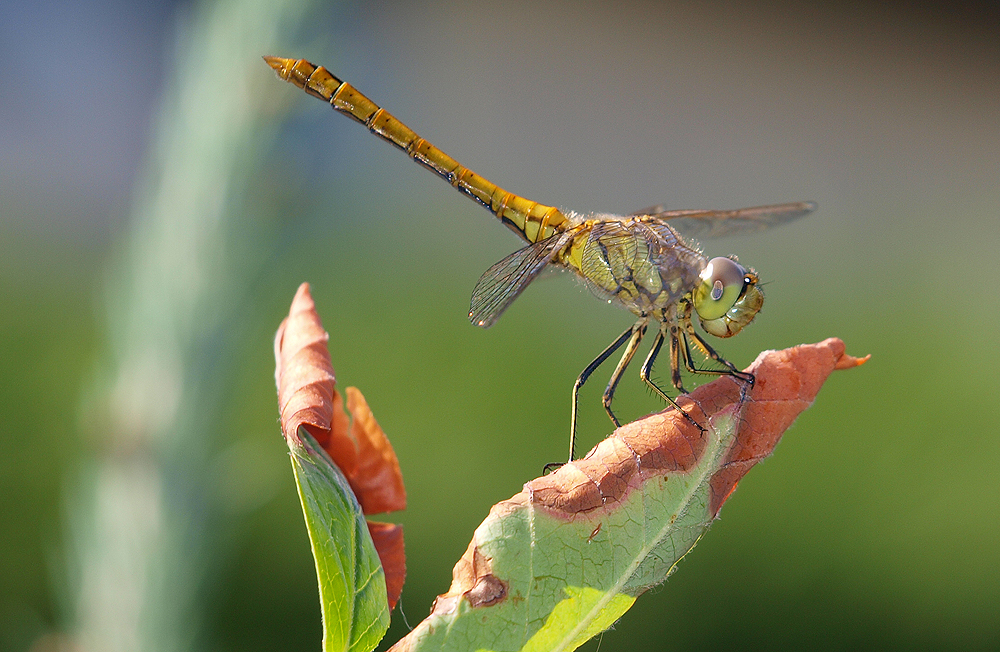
[835,351,871,370]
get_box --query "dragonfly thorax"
[568,217,707,322]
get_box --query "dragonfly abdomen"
[265,56,570,244]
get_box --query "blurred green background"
[2,0,999,650]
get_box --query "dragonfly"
[265,56,815,463]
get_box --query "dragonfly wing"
[470,231,574,328]
[636,201,817,238]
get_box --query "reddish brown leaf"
[274,283,356,474]
[368,521,406,610]
[424,338,867,619]
[702,339,869,514]
[346,387,407,515]
[526,337,867,521]
[274,282,407,611]
[274,283,408,511]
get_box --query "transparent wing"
[470,231,575,328]
[631,201,816,239]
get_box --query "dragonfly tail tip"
[262,56,294,77]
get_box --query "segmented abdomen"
[265,57,569,244]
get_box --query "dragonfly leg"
[567,322,644,464]
[639,326,706,432]
[600,325,648,426]
[680,327,754,386]
[667,325,688,393]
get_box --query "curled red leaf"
[274,283,356,473]
[274,282,406,609]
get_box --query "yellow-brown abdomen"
[264,56,569,244]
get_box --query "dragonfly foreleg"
[680,327,754,386]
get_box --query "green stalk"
[68,0,318,649]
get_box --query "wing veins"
[470,231,574,328]
[631,201,816,238]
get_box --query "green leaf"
[394,410,742,652]
[290,429,389,652]
[389,338,867,652]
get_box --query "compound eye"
[694,257,747,320]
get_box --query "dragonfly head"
[693,257,764,338]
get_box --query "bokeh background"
[2,0,999,650]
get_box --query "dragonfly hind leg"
[600,325,648,427]
[566,321,646,464]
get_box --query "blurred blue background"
[2,0,999,650]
